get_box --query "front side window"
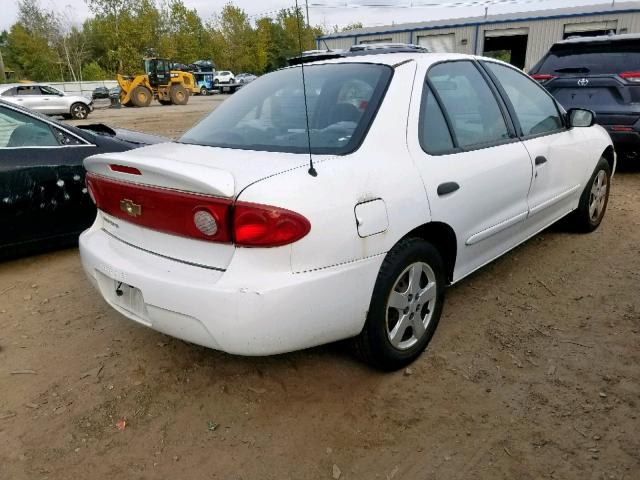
[40,86,63,96]
[427,61,510,149]
[0,106,59,148]
[181,63,393,155]
[485,62,563,137]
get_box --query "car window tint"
[428,61,510,149]
[181,63,392,155]
[536,40,640,75]
[0,107,59,148]
[17,86,41,96]
[1,88,16,97]
[419,86,454,154]
[486,62,563,136]
[40,86,62,96]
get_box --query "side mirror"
[568,108,596,128]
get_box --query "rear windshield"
[535,40,640,75]
[180,63,392,155]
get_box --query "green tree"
[81,60,107,80]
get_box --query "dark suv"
[530,34,640,160]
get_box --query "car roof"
[301,51,475,68]
[557,32,640,45]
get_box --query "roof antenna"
[295,0,317,177]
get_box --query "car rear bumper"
[79,227,382,356]
[604,128,640,156]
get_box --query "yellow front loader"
[117,58,195,107]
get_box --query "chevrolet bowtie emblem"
[120,199,142,217]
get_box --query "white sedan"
[80,50,614,370]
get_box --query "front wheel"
[170,84,189,105]
[570,157,611,232]
[352,237,445,370]
[200,86,208,96]
[70,103,89,119]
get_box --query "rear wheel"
[352,237,445,370]
[130,86,152,107]
[70,103,89,119]
[570,157,611,232]
[170,84,189,105]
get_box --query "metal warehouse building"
[317,2,640,71]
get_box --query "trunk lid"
[84,142,311,269]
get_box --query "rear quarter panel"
[236,62,433,273]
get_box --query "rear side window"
[535,40,640,75]
[17,86,41,96]
[419,87,454,155]
[485,62,563,137]
[427,61,510,150]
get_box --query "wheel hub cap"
[386,262,437,350]
[588,170,608,222]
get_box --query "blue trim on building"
[318,8,640,41]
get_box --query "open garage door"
[483,28,529,70]
[563,20,618,39]
[417,33,455,53]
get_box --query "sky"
[0,0,635,32]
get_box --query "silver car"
[0,83,93,119]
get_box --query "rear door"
[11,85,42,111]
[408,60,534,281]
[484,61,584,226]
[531,39,640,126]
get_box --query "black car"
[0,100,166,259]
[530,33,640,160]
[92,86,110,99]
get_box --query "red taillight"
[531,74,556,83]
[233,203,311,247]
[611,126,634,132]
[86,173,232,243]
[620,71,640,83]
[109,164,142,175]
[85,173,311,247]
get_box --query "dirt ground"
[1,97,639,480]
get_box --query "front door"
[481,61,584,230]
[0,106,96,250]
[408,60,534,281]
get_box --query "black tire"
[130,86,152,107]
[569,157,611,233]
[169,84,189,105]
[200,86,208,96]
[352,237,446,370]
[70,102,89,119]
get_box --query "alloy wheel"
[386,262,438,350]
[589,170,608,222]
